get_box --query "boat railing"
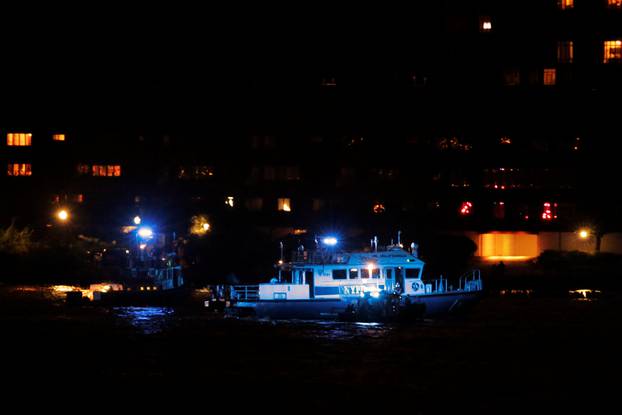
[290,250,349,264]
[153,265,182,281]
[458,269,482,292]
[231,285,260,301]
[130,265,182,280]
[424,269,482,294]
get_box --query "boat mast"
[278,241,284,282]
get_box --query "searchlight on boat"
[322,236,338,246]
[137,226,154,239]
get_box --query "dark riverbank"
[1,283,619,412]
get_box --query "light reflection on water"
[260,319,393,341]
[568,289,602,302]
[112,307,175,334]
[498,288,604,301]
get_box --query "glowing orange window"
[7,133,32,146]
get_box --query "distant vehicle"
[227,240,483,321]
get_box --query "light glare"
[322,237,338,246]
[137,227,153,238]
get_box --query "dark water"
[1,285,620,412]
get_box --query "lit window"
[604,40,622,63]
[52,134,65,141]
[7,163,32,176]
[7,133,32,146]
[558,0,573,9]
[278,198,291,212]
[493,202,505,220]
[541,202,558,221]
[373,203,386,214]
[460,201,473,216]
[543,68,556,85]
[92,165,121,177]
[225,196,235,208]
[178,165,214,180]
[480,17,492,32]
[557,41,574,63]
[190,215,211,236]
[609,0,622,8]
[437,137,472,151]
[503,69,520,86]
[77,164,90,175]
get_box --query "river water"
[0,284,619,412]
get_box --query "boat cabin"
[258,246,426,301]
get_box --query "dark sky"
[0,1,612,134]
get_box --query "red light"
[541,202,557,221]
[460,201,473,216]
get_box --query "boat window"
[349,268,359,279]
[385,269,393,279]
[332,269,347,280]
[361,269,370,278]
[371,268,380,278]
[405,268,420,279]
[281,270,292,282]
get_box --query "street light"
[578,228,590,239]
[56,209,69,222]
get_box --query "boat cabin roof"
[288,247,424,268]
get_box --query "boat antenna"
[373,236,378,252]
[278,241,284,282]
[397,230,401,246]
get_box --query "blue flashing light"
[137,226,154,239]
[322,236,338,246]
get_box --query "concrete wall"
[538,232,597,254]
[601,233,622,254]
